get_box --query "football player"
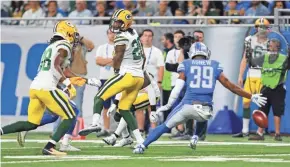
[79,9,146,145]
[103,72,160,147]
[0,20,80,155]
[133,42,267,154]
[16,77,101,151]
[233,18,270,138]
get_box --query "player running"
[103,72,160,147]
[133,42,267,154]
[79,9,146,145]
[0,20,80,155]
[233,18,270,138]
[16,77,101,151]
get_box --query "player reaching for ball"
[133,42,267,154]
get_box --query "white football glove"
[251,94,267,107]
[149,111,159,123]
[86,78,102,87]
[107,103,117,117]
[156,104,171,113]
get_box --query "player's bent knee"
[114,112,122,122]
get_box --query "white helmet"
[188,42,211,59]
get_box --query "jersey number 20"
[190,66,213,89]
[132,39,143,60]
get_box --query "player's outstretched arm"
[156,72,185,113]
[218,72,267,107]
[113,45,126,72]
[218,72,251,99]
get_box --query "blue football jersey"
[177,59,223,104]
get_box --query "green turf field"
[1,133,290,167]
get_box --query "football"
[252,110,268,128]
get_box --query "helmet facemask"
[109,18,125,33]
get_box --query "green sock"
[243,108,251,119]
[119,109,138,131]
[94,96,104,114]
[1,121,38,135]
[51,119,73,142]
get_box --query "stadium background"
[1,25,290,134]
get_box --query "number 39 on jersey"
[178,59,223,94]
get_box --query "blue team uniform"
[143,59,223,147]
[40,101,79,135]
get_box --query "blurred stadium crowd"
[1,0,290,26]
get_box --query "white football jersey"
[30,40,72,90]
[114,29,144,78]
[245,35,268,68]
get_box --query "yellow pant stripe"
[134,100,150,110]
[97,74,124,98]
[50,90,74,119]
[54,90,75,117]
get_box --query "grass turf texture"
[1,133,290,167]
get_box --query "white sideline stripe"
[2,139,290,146]
[159,157,290,163]
[3,155,290,164]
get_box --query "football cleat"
[59,144,81,152]
[96,130,110,138]
[248,134,265,141]
[17,131,28,147]
[78,124,102,136]
[232,132,249,138]
[102,134,117,146]
[132,144,145,154]
[42,147,67,156]
[189,135,199,150]
[274,134,282,141]
[114,137,134,147]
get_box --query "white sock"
[62,134,71,145]
[257,130,263,136]
[92,113,101,125]
[121,128,130,138]
[133,129,144,144]
[242,118,250,134]
[115,118,127,136]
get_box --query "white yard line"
[1,139,290,146]
[2,155,290,164]
[159,157,290,163]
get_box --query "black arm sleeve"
[165,63,179,72]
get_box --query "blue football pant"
[40,101,79,135]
